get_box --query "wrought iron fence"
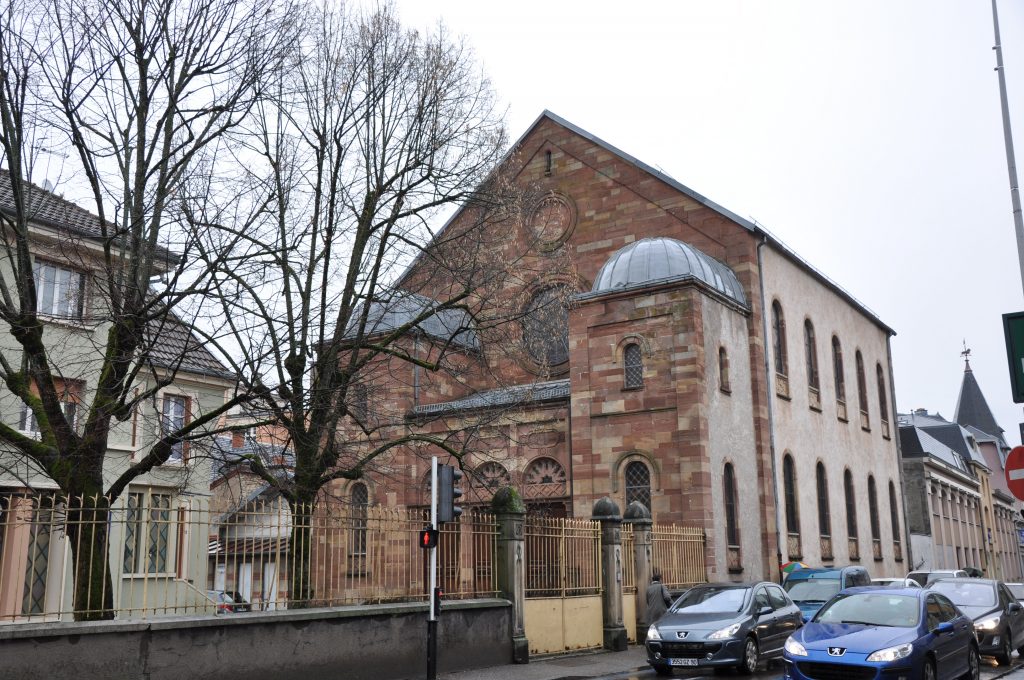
[523,516,601,598]
[0,491,498,622]
[651,524,706,591]
[621,524,635,593]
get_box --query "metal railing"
[621,524,636,593]
[0,491,498,622]
[651,524,706,591]
[524,516,601,598]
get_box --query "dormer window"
[34,261,85,320]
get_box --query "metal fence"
[0,491,498,622]
[651,524,706,591]
[523,516,601,598]
[620,523,635,593]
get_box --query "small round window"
[521,286,571,367]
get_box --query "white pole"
[429,455,438,621]
[992,0,1024,298]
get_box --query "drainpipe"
[413,335,420,408]
[757,235,784,583]
[886,334,914,570]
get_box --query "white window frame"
[160,394,190,464]
[33,260,86,320]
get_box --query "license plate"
[669,658,698,666]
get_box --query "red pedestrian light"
[419,527,438,549]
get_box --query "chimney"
[914,408,928,416]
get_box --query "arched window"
[832,336,846,401]
[845,469,859,559]
[718,347,731,393]
[624,461,651,511]
[724,463,739,546]
[868,476,881,559]
[888,480,902,544]
[471,462,511,502]
[815,466,831,557]
[876,363,889,429]
[523,457,567,499]
[783,454,800,558]
[522,286,572,368]
[772,301,788,376]
[805,320,819,390]
[856,351,869,428]
[351,482,369,555]
[623,343,643,389]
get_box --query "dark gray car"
[645,581,803,676]
[930,577,1024,665]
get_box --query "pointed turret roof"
[954,359,1007,445]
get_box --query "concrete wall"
[0,600,511,680]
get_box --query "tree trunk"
[65,496,115,621]
[287,496,316,608]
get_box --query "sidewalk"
[439,645,649,680]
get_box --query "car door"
[998,583,1024,649]
[932,595,970,680]
[751,586,776,652]
[767,585,800,645]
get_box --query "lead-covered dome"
[590,237,746,305]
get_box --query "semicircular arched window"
[521,286,572,368]
[470,462,512,502]
[624,460,651,511]
[623,343,644,389]
[523,457,567,499]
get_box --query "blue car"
[782,587,979,680]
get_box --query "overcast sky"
[394,0,1024,446]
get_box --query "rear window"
[815,593,920,628]
[930,581,996,608]
[784,578,841,603]
[907,573,927,587]
[672,586,749,614]
[1008,584,1024,600]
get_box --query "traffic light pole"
[427,456,438,680]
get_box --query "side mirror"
[802,614,811,623]
[757,606,773,617]
[1009,602,1022,613]
[933,621,954,635]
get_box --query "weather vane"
[961,340,971,368]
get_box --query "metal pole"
[992,0,1024,298]
[427,456,438,680]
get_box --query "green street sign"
[1004,311,1024,403]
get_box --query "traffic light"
[418,527,438,549]
[437,464,463,523]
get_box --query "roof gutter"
[757,235,784,582]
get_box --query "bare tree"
[192,3,567,605]
[0,0,289,619]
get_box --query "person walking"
[646,569,673,623]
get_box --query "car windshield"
[784,578,841,602]
[929,582,995,607]
[1009,584,1024,600]
[815,593,920,627]
[672,586,748,613]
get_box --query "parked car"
[645,581,803,675]
[1007,583,1024,601]
[783,566,871,621]
[783,586,979,680]
[206,589,251,614]
[906,569,969,586]
[929,577,1024,665]
[872,577,922,588]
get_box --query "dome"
[590,237,746,305]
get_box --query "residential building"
[343,111,907,583]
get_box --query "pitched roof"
[347,290,479,351]
[954,362,1008,449]
[412,378,569,416]
[897,410,983,474]
[144,311,235,380]
[0,169,177,263]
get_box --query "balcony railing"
[787,532,802,560]
[872,538,882,561]
[837,399,848,422]
[819,535,833,561]
[808,386,821,411]
[776,373,790,399]
[848,537,860,561]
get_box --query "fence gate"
[522,516,603,655]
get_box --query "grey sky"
[395,0,1024,447]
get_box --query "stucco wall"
[0,600,512,680]
[760,245,905,576]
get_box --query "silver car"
[645,582,803,675]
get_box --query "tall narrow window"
[352,383,368,421]
[724,463,739,546]
[623,343,643,389]
[856,351,869,429]
[832,336,846,401]
[624,461,652,511]
[845,469,859,559]
[816,463,832,559]
[804,320,819,389]
[772,301,788,376]
[876,363,890,435]
[718,347,731,393]
[351,483,369,555]
[868,476,881,560]
[783,454,800,558]
[889,480,902,559]
[161,395,189,462]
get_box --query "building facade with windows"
[344,112,906,583]
[0,172,236,620]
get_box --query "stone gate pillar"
[593,496,627,651]
[624,500,653,642]
[492,487,528,663]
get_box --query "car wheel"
[653,665,673,676]
[923,658,936,680]
[962,645,980,680]
[736,637,758,674]
[998,634,1013,666]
